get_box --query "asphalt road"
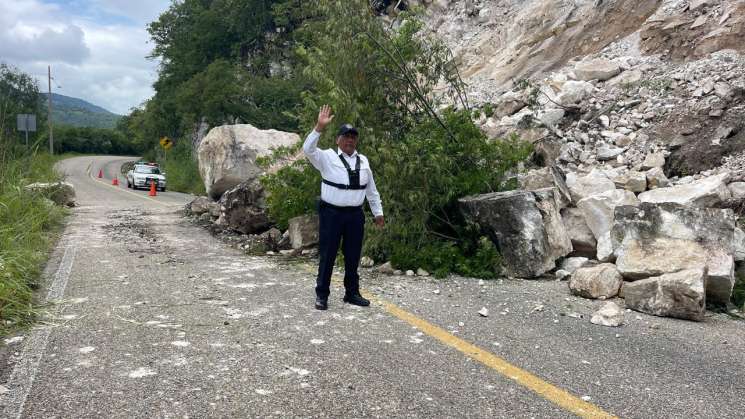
[1,155,744,418]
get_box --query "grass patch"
[158,141,205,196]
[0,145,68,337]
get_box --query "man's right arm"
[305,104,334,171]
[303,130,325,171]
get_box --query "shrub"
[159,139,206,195]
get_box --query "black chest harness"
[322,154,367,190]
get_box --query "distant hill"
[41,93,122,129]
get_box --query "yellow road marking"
[86,160,174,207]
[321,271,616,418]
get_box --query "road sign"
[17,114,36,132]
[160,136,173,150]
[17,114,36,148]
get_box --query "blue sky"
[0,0,172,114]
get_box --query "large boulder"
[459,188,572,278]
[623,269,707,321]
[573,58,621,81]
[560,207,597,258]
[577,189,640,262]
[637,172,731,208]
[197,124,299,199]
[517,166,571,208]
[565,169,616,204]
[24,182,75,206]
[611,203,736,305]
[569,263,623,299]
[215,179,270,234]
[288,214,319,249]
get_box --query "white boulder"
[198,124,299,199]
[638,172,731,208]
[623,269,706,321]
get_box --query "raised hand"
[315,104,334,132]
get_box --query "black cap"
[337,123,359,137]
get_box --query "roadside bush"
[158,139,206,195]
[261,1,531,278]
[0,143,66,336]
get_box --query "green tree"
[0,63,45,145]
[262,1,531,278]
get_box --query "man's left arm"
[365,168,384,227]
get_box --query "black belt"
[319,200,362,211]
[322,179,367,190]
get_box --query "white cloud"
[0,24,90,64]
[0,0,172,115]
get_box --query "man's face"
[336,134,358,156]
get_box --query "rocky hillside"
[411,0,745,319]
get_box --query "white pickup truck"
[126,163,167,191]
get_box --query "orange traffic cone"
[149,181,157,196]
[98,169,103,178]
[112,177,119,186]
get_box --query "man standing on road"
[303,105,384,311]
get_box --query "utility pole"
[48,65,53,154]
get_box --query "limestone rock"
[197,124,299,199]
[189,196,213,215]
[24,182,76,206]
[611,203,735,305]
[417,268,430,276]
[459,188,572,278]
[494,90,527,117]
[735,227,745,262]
[607,69,643,87]
[288,214,320,249]
[638,172,731,208]
[640,152,665,170]
[590,302,625,327]
[560,257,589,274]
[376,261,395,274]
[557,80,596,106]
[596,143,624,161]
[565,169,616,203]
[728,182,745,199]
[623,269,706,321]
[577,189,640,262]
[614,171,647,193]
[556,270,571,281]
[560,207,597,258]
[645,167,670,189]
[574,59,621,81]
[537,108,565,127]
[215,179,271,234]
[518,166,571,208]
[360,256,375,268]
[569,264,623,299]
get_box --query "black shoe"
[315,298,328,310]
[343,294,370,307]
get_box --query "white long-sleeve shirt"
[303,130,383,217]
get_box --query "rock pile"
[446,0,745,321]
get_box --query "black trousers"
[315,202,364,300]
